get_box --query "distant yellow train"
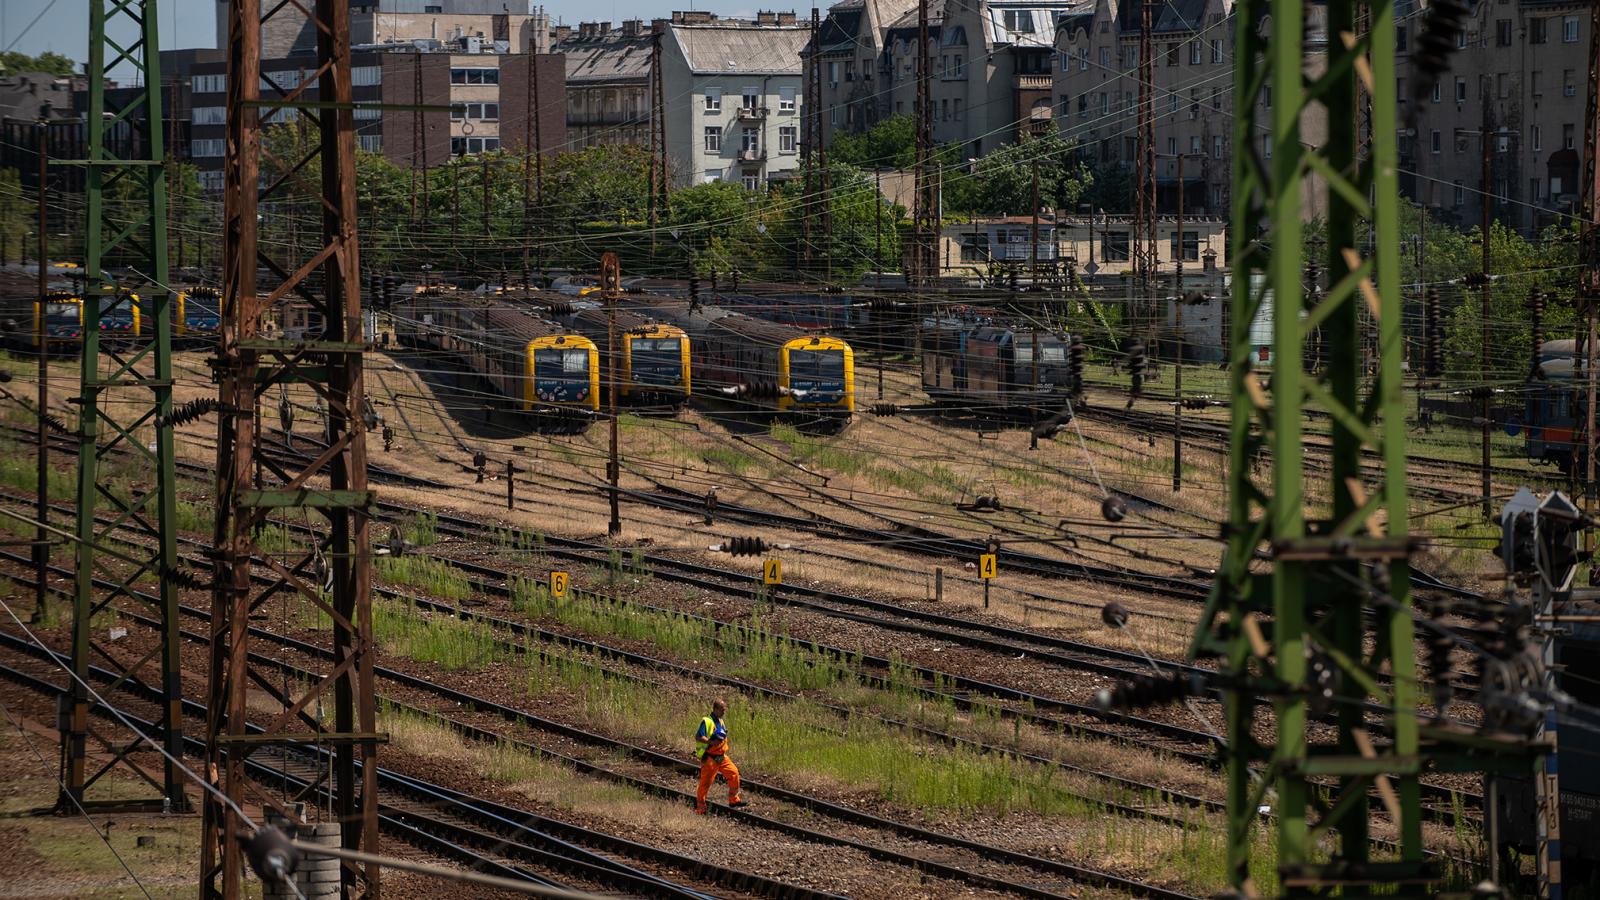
[393,292,600,430]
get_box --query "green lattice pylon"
[63,0,185,812]
[1188,0,1524,892]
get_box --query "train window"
[45,302,78,324]
[535,348,589,375]
[789,349,845,380]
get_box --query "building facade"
[186,47,565,191]
[554,19,656,150]
[220,0,552,58]
[1053,0,1328,221]
[807,0,1085,159]
[659,15,810,188]
[1397,0,1591,234]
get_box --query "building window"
[1565,123,1576,150]
[1103,231,1129,261]
[352,66,381,86]
[742,172,760,191]
[704,88,722,112]
[198,170,225,191]
[779,126,797,153]
[844,60,855,82]
[1099,47,1110,68]
[450,137,500,155]
[953,98,963,120]
[1496,19,1512,46]
[1455,77,1467,102]
[953,54,964,77]
[742,88,759,110]
[1190,135,1201,154]
[704,126,722,152]
[1263,84,1272,107]
[1190,92,1200,119]
[1262,134,1271,159]
[1396,24,1407,51]
[1169,93,1178,113]
[1397,77,1407,103]
[1565,69,1577,96]
[1563,16,1579,42]
[193,139,225,157]
[1213,135,1223,158]
[451,102,499,120]
[702,169,721,183]
[1165,44,1178,66]
[1189,41,1202,64]
[828,62,839,85]
[192,106,225,125]
[191,73,226,94]
[830,106,839,125]
[1211,39,1222,62]
[941,98,949,120]
[779,86,796,112]
[1431,83,1440,102]
[450,67,499,85]
[1170,230,1199,261]
[1431,130,1441,153]
[742,127,760,153]
[1453,181,1465,206]
[358,134,382,152]
[1079,47,1088,71]
[1059,50,1070,71]
[1212,87,1222,110]
[1532,125,1541,151]
[1003,10,1035,33]
[1530,17,1547,44]
[1532,71,1542,96]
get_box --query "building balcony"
[738,148,767,162]
[737,106,769,121]
[1014,74,1052,90]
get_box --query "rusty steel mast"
[911,0,938,287]
[203,0,381,896]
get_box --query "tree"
[1082,161,1132,214]
[966,133,1091,215]
[0,52,77,77]
[829,115,916,169]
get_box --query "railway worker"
[693,698,746,814]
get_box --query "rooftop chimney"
[599,21,611,34]
[756,10,777,25]
[651,18,670,33]
[776,11,797,25]
[622,19,641,36]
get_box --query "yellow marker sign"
[763,558,783,585]
[550,571,569,599]
[978,554,997,580]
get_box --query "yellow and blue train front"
[34,295,83,345]
[779,336,853,413]
[623,325,691,402]
[525,334,600,413]
[178,289,221,337]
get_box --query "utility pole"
[1582,0,1600,562]
[1133,0,1156,341]
[911,0,936,288]
[411,50,424,223]
[1172,152,1185,493]
[481,153,491,236]
[876,167,884,400]
[205,0,380,895]
[802,8,820,275]
[33,120,48,624]
[64,0,186,814]
[602,252,622,537]
[648,30,662,256]
[522,50,534,281]
[1481,112,1494,518]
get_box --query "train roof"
[627,292,827,347]
[483,302,570,343]
[565,301,676,336]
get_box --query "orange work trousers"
[695,754,741,809]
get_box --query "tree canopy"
[0,52,77,77]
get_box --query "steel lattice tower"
[1191,0,1534,892]
[202,0,380,896]
[1133,0,1156,338]
[911,0,937,287]
[63,0,186,814]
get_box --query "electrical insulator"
[1067,335,1085,396]
[156,397,223,429]
[1528,289,1545,368]
[1411,0,1471,105]
[1093,672,1206,712]
[724,536,768,557]
[1125,339,1147,401]
[1462,271,1490,288]
[1425,287,1443,378]
[1101,601,1129,629]
[1101,494,1128,522]
[869,403,900,417]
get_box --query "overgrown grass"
[372,599,514,670]
[402,512,439,547]
[375,555,472,601]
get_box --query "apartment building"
[659,13,809,188]
[185,47,566,191]
[1053,0,1328,219]
[556,20,656,149]
[1398,0,1591,234]
[808,0,1084,157]
[221,0,552,58]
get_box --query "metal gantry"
[63,0,187,814]
[203,0,380,896]
[910,0,938,287]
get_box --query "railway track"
[0,636,813,900]
[0,588,1206,900]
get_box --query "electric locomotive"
[627,292,854,430]
[1524,339,1584,473]
[394,292,599,429]
[554,300,691,410]
[920,316,1075,416]
[175,287,221,344]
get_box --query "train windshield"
[629,337,682,384]
[788,348,846,401]
[186,295,220,328]
[44,302,79,327]
[534,348,590,378]
[1013,341,1066,362]
[97,296,137,330]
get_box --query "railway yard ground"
[0,342,1532,899]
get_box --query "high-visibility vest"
[695,715,726,759]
